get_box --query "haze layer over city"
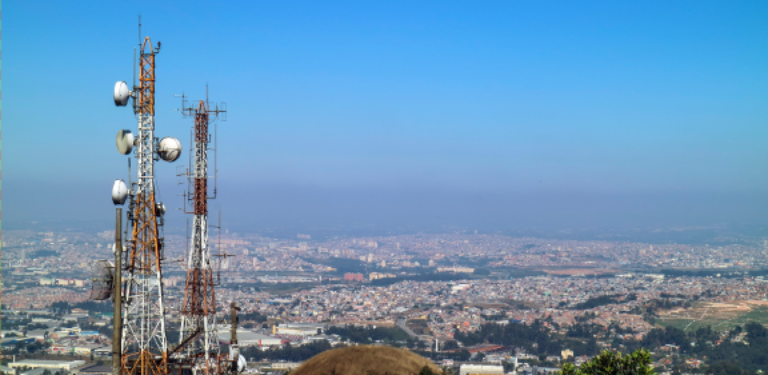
[4,2,768,375]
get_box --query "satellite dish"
[156,202,166,216]
[158,137,182,162]
[116,130,134,155]
[114,81,132,107]
[237,355,246,372]
[112,179,129,205]
[89,260,114,300]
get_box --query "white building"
[459,364,504,375]
[9,360,86,371]
[216,327,284,347]
[275,323,325,337]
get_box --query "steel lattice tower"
[176,94,226,375]
[121,36,170,375]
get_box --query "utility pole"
[230,302,241,373]
[113,208,123,375]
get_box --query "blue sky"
[5,1,768,232]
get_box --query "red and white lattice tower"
[176,91,227,375]
[113,33,182,375]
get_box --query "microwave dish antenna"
[116,130,135,155]
[112,179,129,205]
[114,81,133,106]
[158,136,182,162]
[89,259,115,300]
[156,202,166,217]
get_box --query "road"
[397,318,419,338]
[397,318,435,343]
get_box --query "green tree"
[442,340,459,350]
[560,349,654,375]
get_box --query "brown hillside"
[289,346,443,375]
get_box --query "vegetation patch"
[406,319,431,335]
[326,325,410,344]
[657,301,768,331]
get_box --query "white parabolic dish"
[158,137,182,162]
[112,179,129,205]
[238,355,246,372]
[116,129,134,155]
[114,81,131,107]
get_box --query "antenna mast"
[122,33,171,375]
[109,21,181,375]
[176,90,227,375]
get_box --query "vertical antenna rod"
[113,208,123,375]
[230,302,241,373]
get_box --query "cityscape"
[3,229,768,374]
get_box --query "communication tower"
[175,90,228,375]
[108,25,182,375]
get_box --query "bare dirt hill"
[289,345,443,375]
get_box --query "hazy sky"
[6,1,768,234]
